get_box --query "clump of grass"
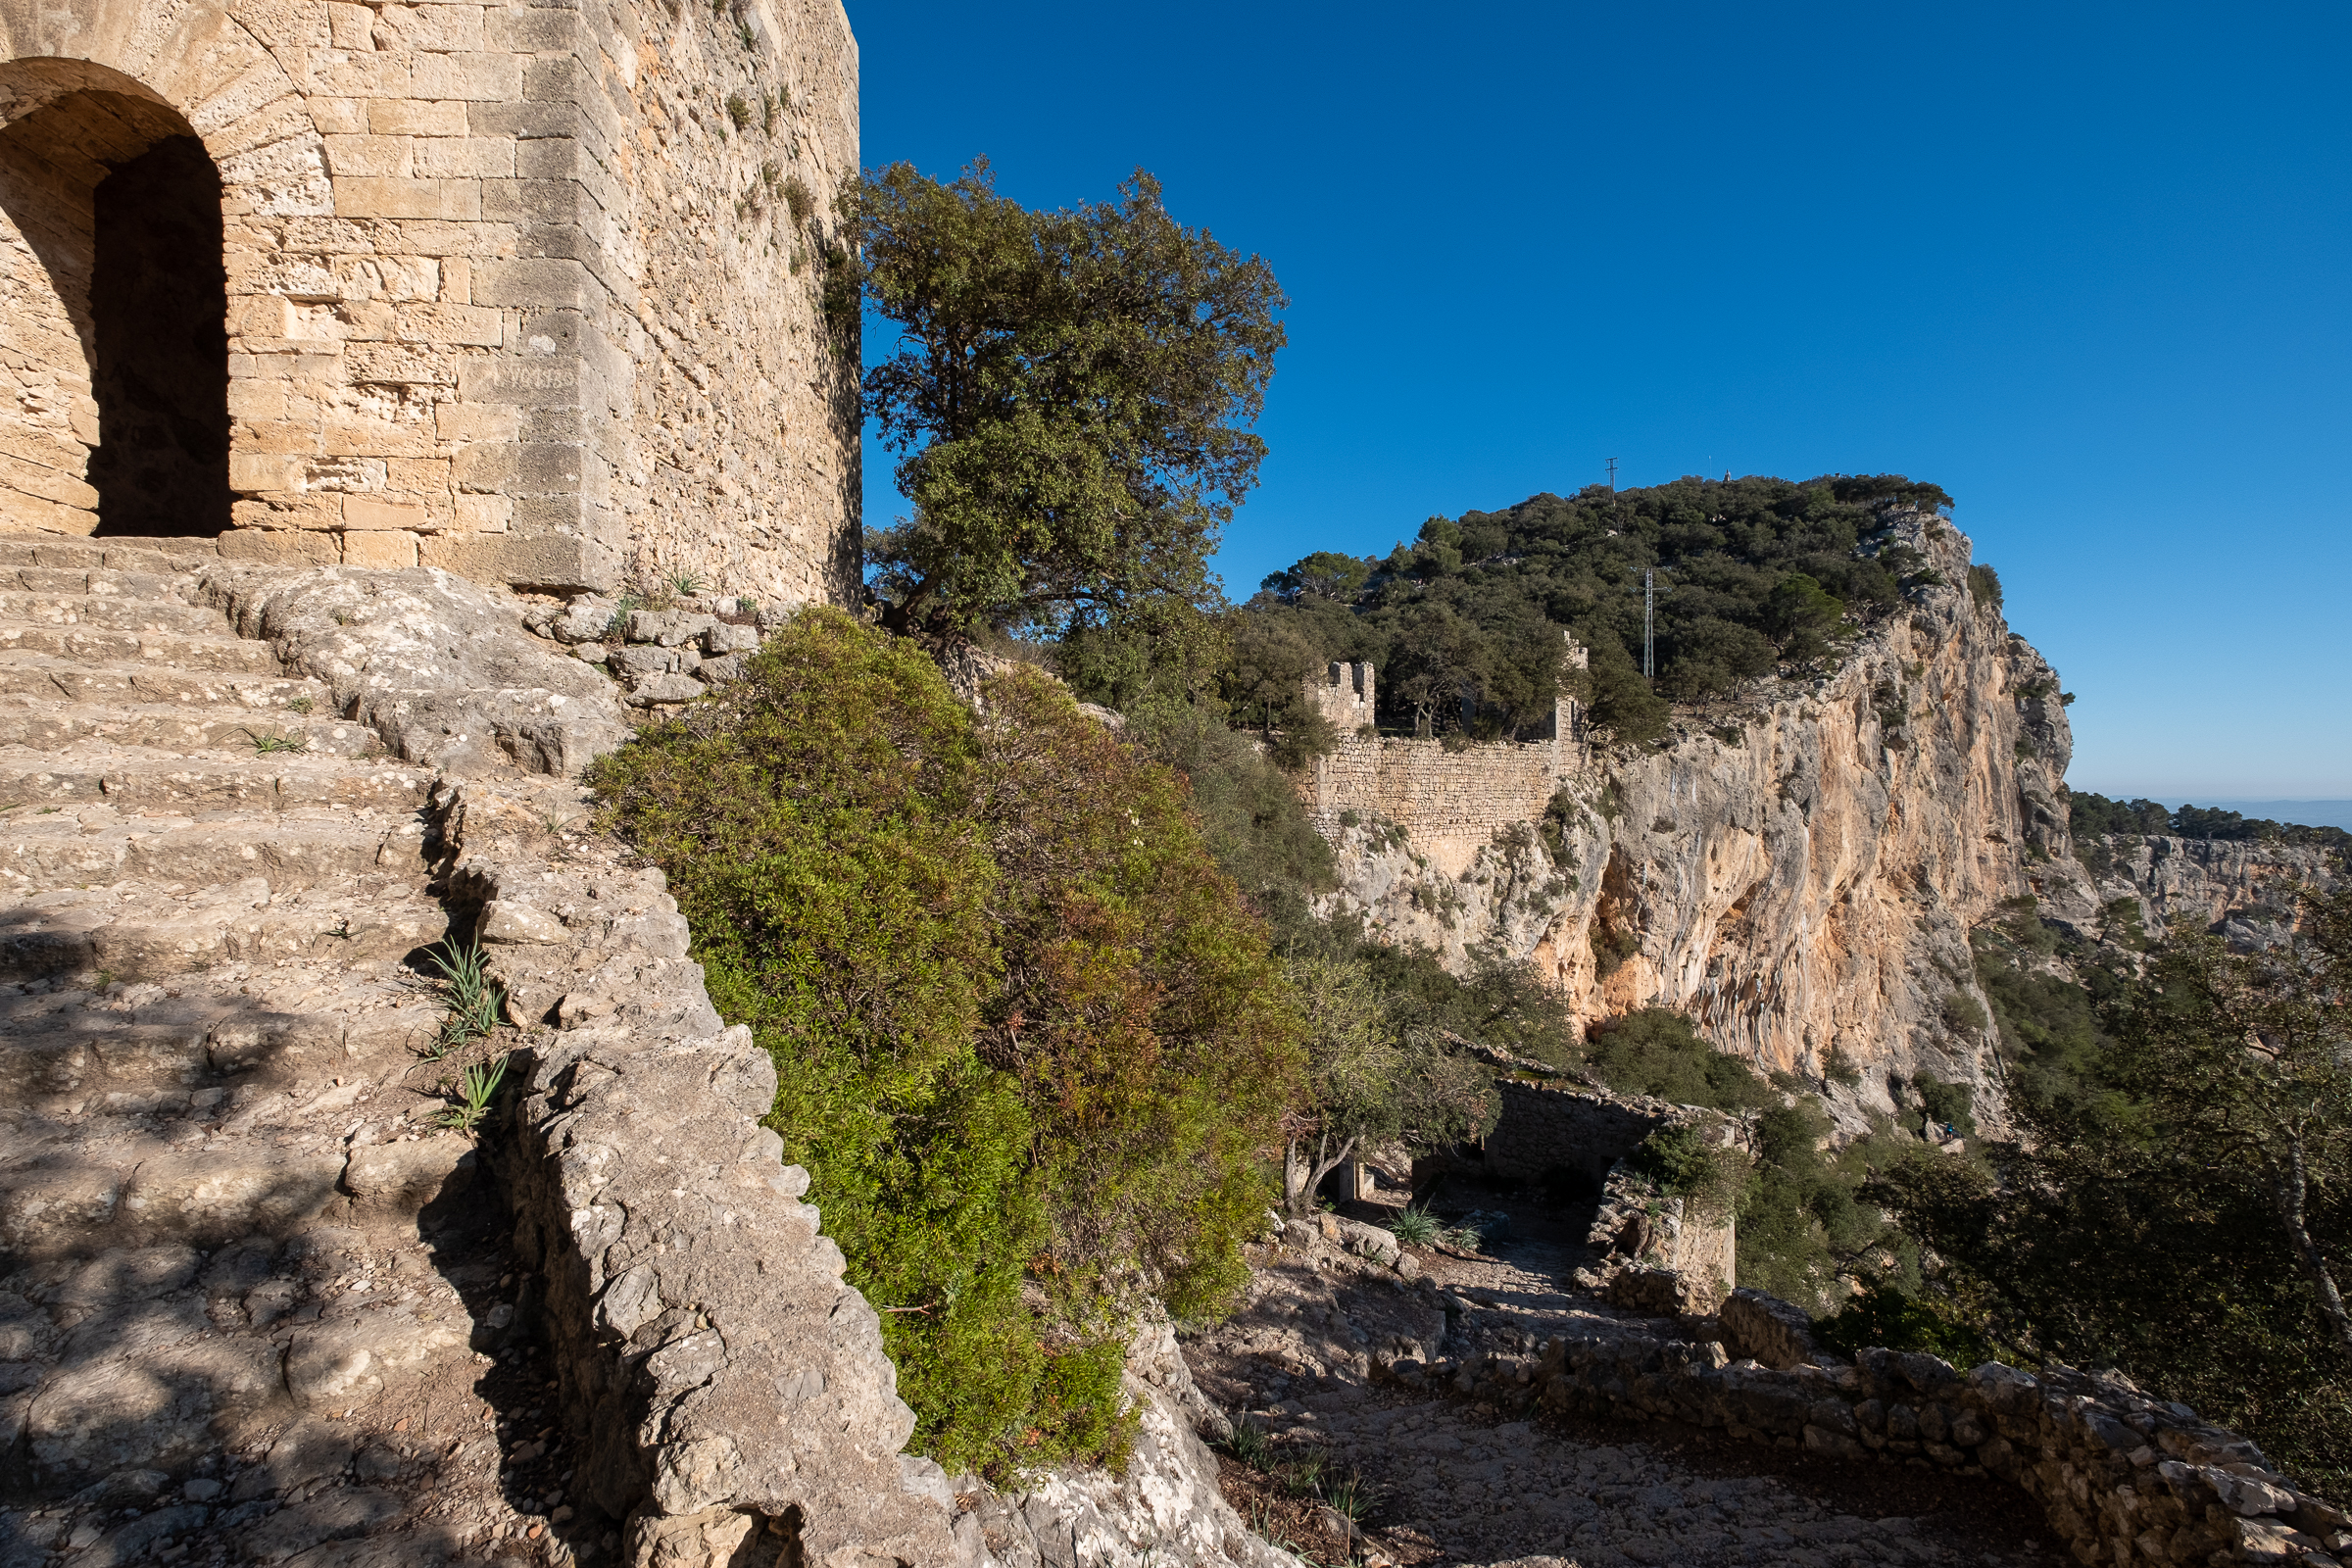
[282,695,315,715]
[1385,1202,1440,1246]
[426,942,504,1057]
[725,91,752,131]
[1224,1413,1270,1468]
[667,570,705,598]
[243,730,309,755]
[1323,1468,1373,1528]
[439,1053,509,1132]
[603,592,645,639]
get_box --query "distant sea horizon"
[2137,798,2352,833]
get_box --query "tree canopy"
[855,160,1287,640]
[1231,474,1954,747]
[2071,790,2352,856]
[1873,885,2352,1493]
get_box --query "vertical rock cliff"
[1319,512,2062,1131]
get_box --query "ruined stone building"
[0,0,860,603]
[1298,635,1591,877]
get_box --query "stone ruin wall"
[1303,736,1577,878]
[0,0,858,607]
[1298,645,1590,878]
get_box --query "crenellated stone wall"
[0,0,859,605]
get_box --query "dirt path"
[1182,1179,2066,1568]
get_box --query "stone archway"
[0,64,229,536]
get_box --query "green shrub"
[1939,991,1989,1037]
[1629,1125,1744,1220]
[1581,1008,1773,1112]
[1967,563,2002,610]
[1816,1276,1995,1366]
[1737,1100,1923,1315]
[1909,1072,1978,1138]
[587,609,1304,1478]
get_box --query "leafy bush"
[1816,1276,1994,1366]
[1738,1101,1922,1315]
[587,609,1304,1478]
[1939,991,1989,1037]
[1580,1008,1774,1111]
[1908,1071,1978,1138]
[1629,1124,1744,1220]
[1966,563,2003,610]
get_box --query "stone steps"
[0,590,224,635]
[0,619,282,673]
[0,871,448,981]
[0,539,569,1547]
[0,536,219,573]
[0,744,434,811]
[0,651,328,709]
[2,564,195,600]
[0,803,428,896]
[0,693,377,755]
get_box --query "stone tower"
[0,0,860,604]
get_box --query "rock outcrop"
[1318,512,2067,1131]
[0,543,965,1568]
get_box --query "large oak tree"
[855,160,1287,640]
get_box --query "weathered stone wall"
[0,0,858,604]
[1432,1317,2351,1568]
[1481,1078,1666,1188]
[1304,734,1583,878]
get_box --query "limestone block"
[342,497,430,532]
[396,301,504,345]
[118,1150,347,1240]
[477,898,567,944]
[418,531,615,592]
[334,175,482,222]
[0,1163,122,1251]
[368,98,470,136]
[339,530,418,568]
[703,621,759,655]
[610,643,688,679]
[626,609,715,647]
[342,1136,476,1222]
[218,527,340,566]
[625,672,703,706]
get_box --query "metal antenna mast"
[1642,568,1655,679]
[1606,457,1618,493]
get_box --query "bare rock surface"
[1183,1196,2069,1568]
[0,541,966,1568]
[0,536,562,1566]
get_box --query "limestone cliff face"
[1320,513,2053,1131]
[2045,832,2339,952]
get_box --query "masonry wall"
[0,0,858,603]
[1482,1079,1665,1188]
[1304,734,1583,877]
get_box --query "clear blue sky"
[847,1,2351,802]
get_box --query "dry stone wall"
[1434,1307,2352,1568]
[0,0,858,606]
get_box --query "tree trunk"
[2273,1137,2352,1355]
[1285,1132,1358,1217]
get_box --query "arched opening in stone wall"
[0,69,229,538]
